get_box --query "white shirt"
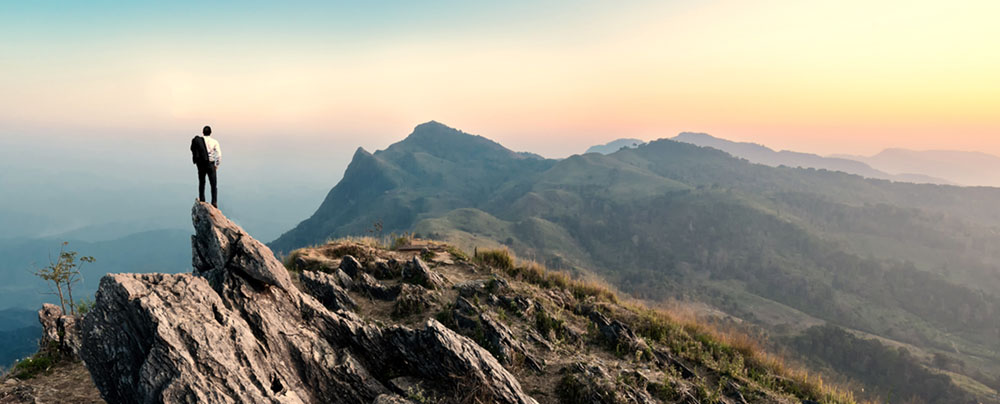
[201,135,222,166]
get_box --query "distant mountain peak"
[411,120,452,133]
[585,138,646,155]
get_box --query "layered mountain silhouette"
[672,132,952,184]
[836,148,1000,187]
[584,138,645,155]
[272,122,1000,402]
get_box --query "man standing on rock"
[190,125,222,208]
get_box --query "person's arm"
[214,142,222,168]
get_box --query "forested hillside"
[272,122,1000,402]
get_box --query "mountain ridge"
[270,122,1000,402]
[671,132,952,185]
[1,202,859,403]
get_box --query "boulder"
[37,303,81,357]
[339,255,363,278]
[392,285,434,318]
[449,297,543,371]
[588,311,649,354]
[79,202,537,404]
[354,272,401,301]
[299,270,358,312]
[401,257,445,290]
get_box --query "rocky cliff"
[79,202,535,404]
[72,202,844,404]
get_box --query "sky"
[1,0,998,158]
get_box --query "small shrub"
[556,373,619,404]
[392,292,430,318]
[420,249,435,262]
[435,306,456,329]
[474,248,514,270]
[446,245,470,261]
[390,233,411,250]
[535,310,566,341]
[11,342,61,380]
[406,386,432,403]
[12,355,54,380]
[76,297,96,316]
[647,379,681,401]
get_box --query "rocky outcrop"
[300,270,358,312]
[448,296,544,372]
[339,255,363,278]
[79,202,537,404]
[401,257,445,290]
[588,311,649,354]
[37,303,81,357]
[557,363,656,404]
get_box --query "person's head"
[203,126,212,136]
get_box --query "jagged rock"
[373,259,402,279]
[401,257,445,289]
[448,296,543,371]
[456,278,509,297]
[290,254,331,273]
[526,329,555,352]
[339,255,363,278]
[300,270,358,312]
[557,363,656,404]
[354,272,401,300]
[79,202,537,404]
[497,295,536,317]
[333,268,354,290]
[651,348,697,379]
[392,285,434,318]
[190,201,294,290]
[454,296,479,316]
[545,289,575,310]
[588,311,649,354]
[37,303,81,357]
[480,313,544,372]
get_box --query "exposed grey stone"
[334,268,355,290]
[80,202,538,404]
[392,285,434,318]
[449,297,543,372]
[457,278,509,298]
[588,311,649,354]
[401,257,445,290]
[300,270,358,312]
[354,272,401,301]
[479,313,544,372]
[37,303,82,357]
[339,255,363,278]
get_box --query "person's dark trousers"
[197,162,218,207]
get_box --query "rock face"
[79,202,537,404]
[37,303,81,357]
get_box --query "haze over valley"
[4,2,1000,402]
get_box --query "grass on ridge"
[469,246,862,404]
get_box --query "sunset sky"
[2,0,998,157]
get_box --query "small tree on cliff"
[34,242,95,316]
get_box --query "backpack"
[190,136,210,164]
